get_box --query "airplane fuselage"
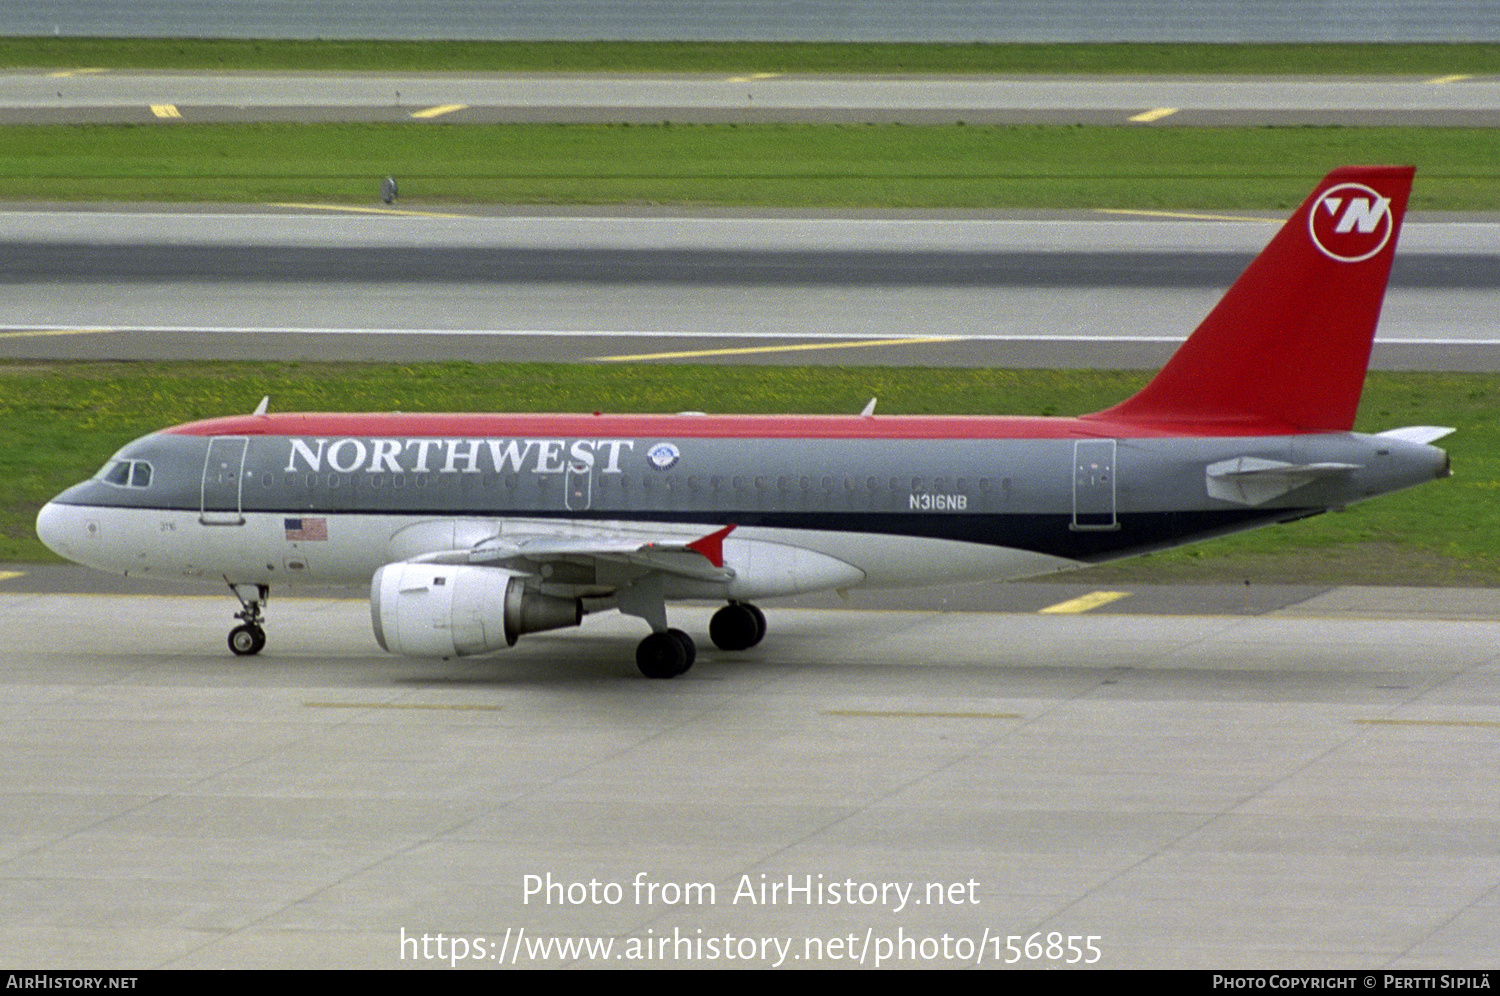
[38,411,1448,598]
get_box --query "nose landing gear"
[227,582,269,656]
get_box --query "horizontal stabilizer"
[1377,426,1456,445]
[1205,456,1360,506]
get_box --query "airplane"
[36,165,1453,678]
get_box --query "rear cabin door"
[1071,439,1119,531]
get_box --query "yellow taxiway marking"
[0,571,24,582]
[270,202,464,218]
[150,104,182,119]
[411,103,468,119]
[0,327,116,339]
[1038,591,1132,615]
[596,336,961,363]
[1096,208,1281,224]
[728,72,782,83]
[305,701,506,712]
[1355,718,1500,729]
[1129,107,1179,123]
[1428,74,1474,85]
[822,709,1022,720]
[47,69,107,78]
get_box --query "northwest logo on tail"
[1307,182,1394,262]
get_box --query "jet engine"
[371,562,581,657]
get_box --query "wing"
[472,522,735,583]
[399,522,737,590]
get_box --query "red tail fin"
[1092,166,1414,433]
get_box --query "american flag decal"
[284,517,328,541]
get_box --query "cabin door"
[201,437,249,525]
[1071,439,1119,531]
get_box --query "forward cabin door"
[1071,439,1119,531]
[201,436,249,525]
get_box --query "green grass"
[2,362,1491,587]
[4,39,1500,75]
[2,122,1497,209]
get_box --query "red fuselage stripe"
[164,412,1296,440]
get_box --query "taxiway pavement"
[0,573,1496,968]
[2,207,1497,370]
[5,70,1500,126]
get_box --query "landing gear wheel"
[710,601,766,651]
[229,623,266,656]
[637,630,694,679]
[667,628,696,673]
[745,603,766,644]
[226,581,270,657]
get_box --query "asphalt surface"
[1,207,1496,369]
[4,70,1500,125]
[2,576,1497,968]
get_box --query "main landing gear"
[636,628,696,679]
[633,601,767,680]
[227,582,268,656]
[709,601,766,653]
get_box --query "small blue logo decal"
[646,442,680,471]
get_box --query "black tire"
[636,631,689,678]
[229,624,265,656]
[745,602,767,645]
[710,602,765,651]
[667,628,696,672]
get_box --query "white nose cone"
[36,502,83,562]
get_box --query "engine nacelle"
[371,562,581,657]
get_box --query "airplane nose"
[35,501,76,559]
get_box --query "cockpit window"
[99,459,153,489]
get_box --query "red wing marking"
[685,524,736,569]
